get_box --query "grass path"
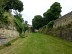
[0,33,72,54]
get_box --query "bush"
[20,33,25,38]
[47,21,54,28]
[14,17,24,34]
[4,42,11,46]
[66,24,72,28]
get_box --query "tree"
[14,13,24,34]
[3,0,23,12]
[32,15,43,29]
[0,0,10,27]
[14,11,24,23]
[43,2,62,24]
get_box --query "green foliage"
[0,0,25,35]
[0,14,10,27]
[4,16,10,25]
[32,15,43,29]
[3,0,23,12]
[0,0,11,27]
[66,24,72,28]
[23,21,28,32]
[24,26,28,32]
[14,13,27,35]
[0,5,4,20]
[0,0,24,27]
[39,25,47,33]
[47,21,54,28]
[14,14,24,23]
[4,42,11,46]
[32,2,62,30]
[14,17,24,34]
[1,33,72,54]
[30,27,35,32]
[43,2,62,24]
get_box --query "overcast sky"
[20,0,72,25]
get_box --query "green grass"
[0,37,19,50]
[0,33,72,54]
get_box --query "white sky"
[20,0,72,25]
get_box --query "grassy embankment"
[0,33,72,54]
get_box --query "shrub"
[20,33,25,38]
[14,17,24,34]
[47,21,54,28]
[66,24,72,28]
[4,42,11,46]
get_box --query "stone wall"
[39,24,72,41]
[39,11,72,41]
[0,28,19,45]
[0,12,19,39]
[0,29,19,38]
[53,11,72,28]
[0,12,20,45]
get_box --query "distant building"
[28,24,32,28]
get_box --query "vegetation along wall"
[0,12,19,46]
[39,11,72,41]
